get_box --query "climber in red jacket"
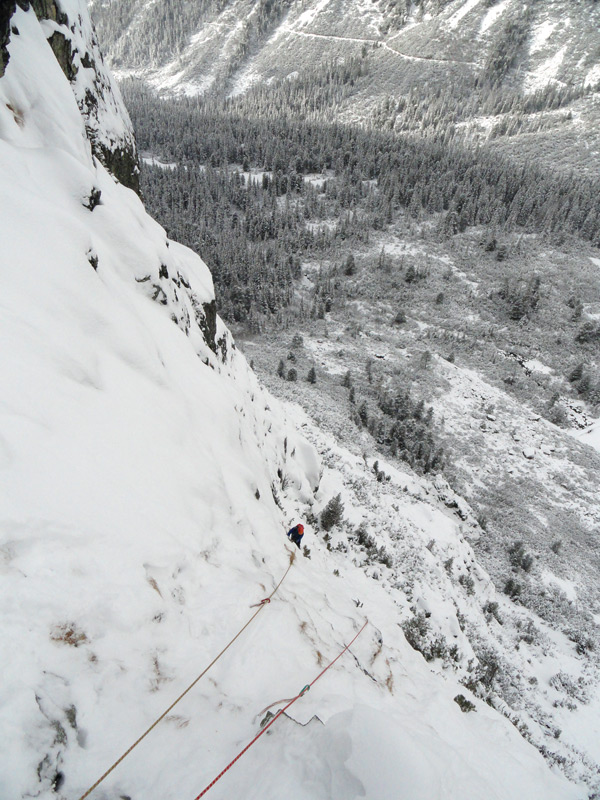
[287,523,304,549]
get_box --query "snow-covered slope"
[2,0,139,190]
[90,0,600,174]
[90,0,600,99]
[575,419,600,455]
[0,3,590,799]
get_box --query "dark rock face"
[2,0,69,78]
[199,300,218,355]
[47,29,78,81]
[96,141,139,194]
[2,0,221,362]
[0,1,17,77]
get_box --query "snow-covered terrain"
[0,3,595,799]
[575,419,600,454]
[90,0,600,104]
[89,0,600,177]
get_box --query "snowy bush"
[549,672,589,704]
[483,601,503,624]
[508,540,533,572]
[504,578,522,599]
[402,612,447,662]
[474,648,501,690]
[575,321,600,344]
[321,493,344,531]
[564,627,594,656]
[454,694,476,713]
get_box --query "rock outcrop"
[2,0,139,192]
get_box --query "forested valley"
[122,75,600,330]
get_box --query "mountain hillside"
[90,0,600,94]
[89,0,600,173]
[0,2,597,799]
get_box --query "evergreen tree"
[321,493,344,531]
[344,253,356,275]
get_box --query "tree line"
[121,75,600,326]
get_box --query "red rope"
[193,618,369,799]
[78,553,295,800]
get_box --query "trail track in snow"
[283,25,477,67]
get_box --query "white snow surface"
[575,420,600,454]
[479,0,509,34]
[541,571,578,603]
[46,0,134,155]
[530,19,557,54]
[523,358,552,376]
[586,63,600,87]
[0,5,586,800]
[525,45,567,93]
[141,152,178,170]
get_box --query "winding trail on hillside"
[282,26,377,45]
[381,40,476,66]
[283,26,476,67]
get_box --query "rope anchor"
[249,597,271,608]
[77,553,295,800]
[193,619,369,799]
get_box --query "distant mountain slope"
[89,0,600,173]
[90,0,600,95]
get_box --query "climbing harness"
[192,618,369,799]
[78,550,296,800]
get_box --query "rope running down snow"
[193,618,369,799]
[78,550,296,800]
